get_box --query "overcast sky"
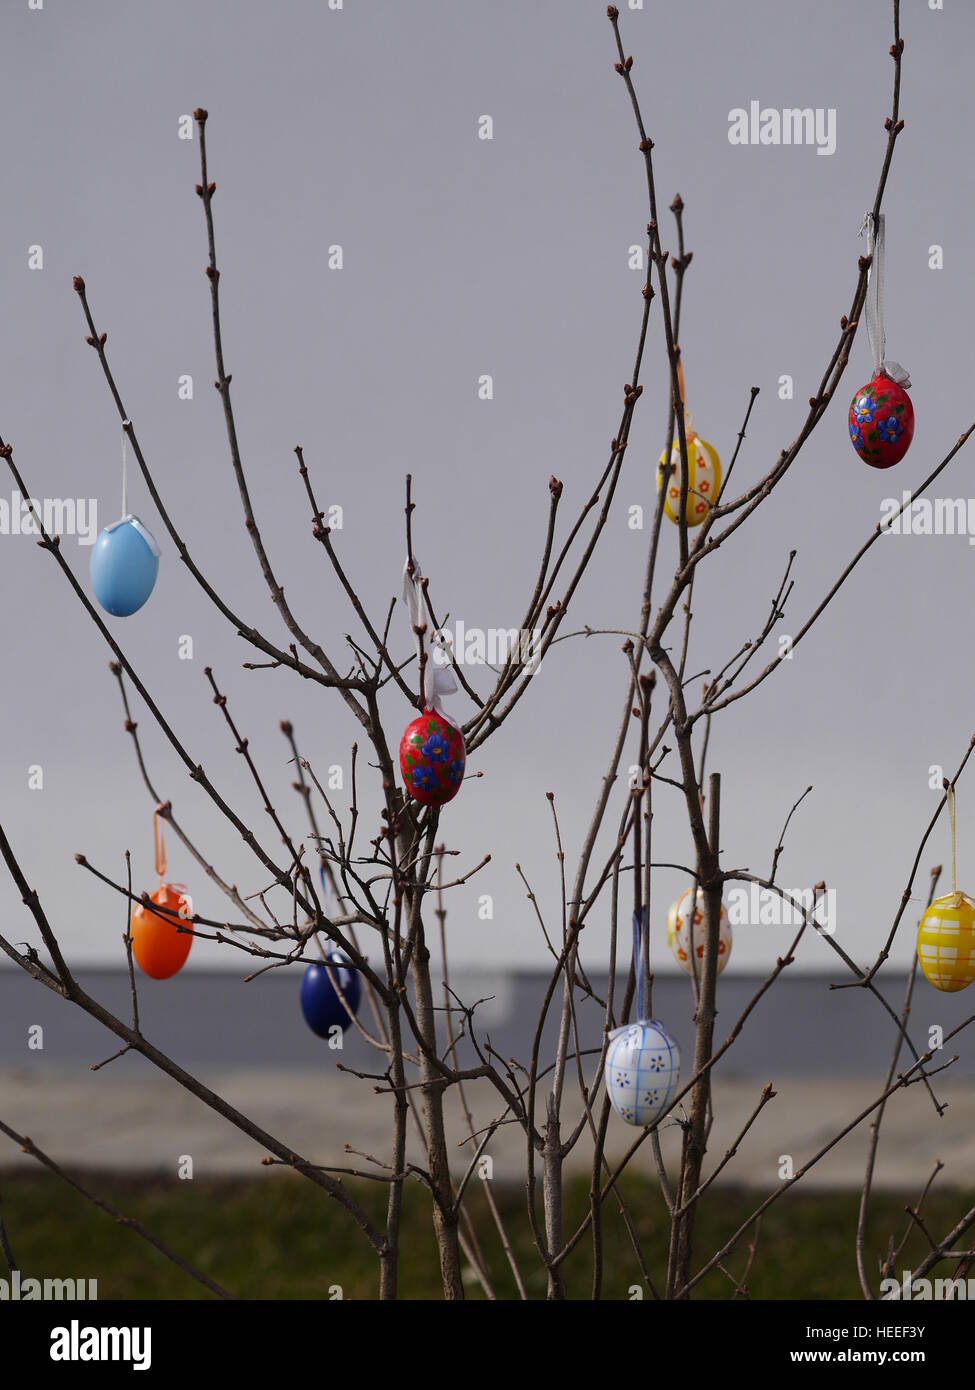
[1,0,973,982]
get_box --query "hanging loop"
[675,356,695,442]
[631,908,647,1021]
[859,214,911,387]
[401,555,458,721]
[948,782,958,899]
[153,805,167,881]
[121,420,131,518]
[317,863,333,912]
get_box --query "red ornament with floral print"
[848,372,914,469]
[399,709,466,807]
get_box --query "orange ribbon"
[676,356,696,443]
[153,806,167,881]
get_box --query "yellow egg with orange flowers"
[657,436,721,528]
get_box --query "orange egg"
[130,883,193,979]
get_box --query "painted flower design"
[421,730,450,762]
[648,1054,666,1072]
[849,376,914,469]
[400,711,467,806]
[876,414,903,443]
[411,765,437,792]
[852,394,875,425]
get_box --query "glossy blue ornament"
[90,515,160,617]
[300,952,361,1037]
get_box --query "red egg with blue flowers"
[399,709,465,806]
[848,372,914,469]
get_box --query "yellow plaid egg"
[657,436,721,528]
[917,892,975,992]
[666,886,732,977]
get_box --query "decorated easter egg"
[917,892,975,993]
[848,373,914,468]
[399,709,465,807]
[130,883,192,979]
[657,436,721,528]
[605,1019,680,1127]
[90,515,160,616]
[300,952,362,1036]
[666,886,732,977]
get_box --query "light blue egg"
[90,515,160,617]
[605,1019,680,1127]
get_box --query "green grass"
[1,1170,970,1300]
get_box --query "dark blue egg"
[300,953,361,1037]
[90,515,160,616]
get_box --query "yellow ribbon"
[949,783,957,899]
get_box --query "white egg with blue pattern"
[605,1019,680,1127]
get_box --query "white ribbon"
[121,420,130,517]
[401,555,458,721]
[859,213,911,388]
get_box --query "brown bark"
[672,773,722,1294]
